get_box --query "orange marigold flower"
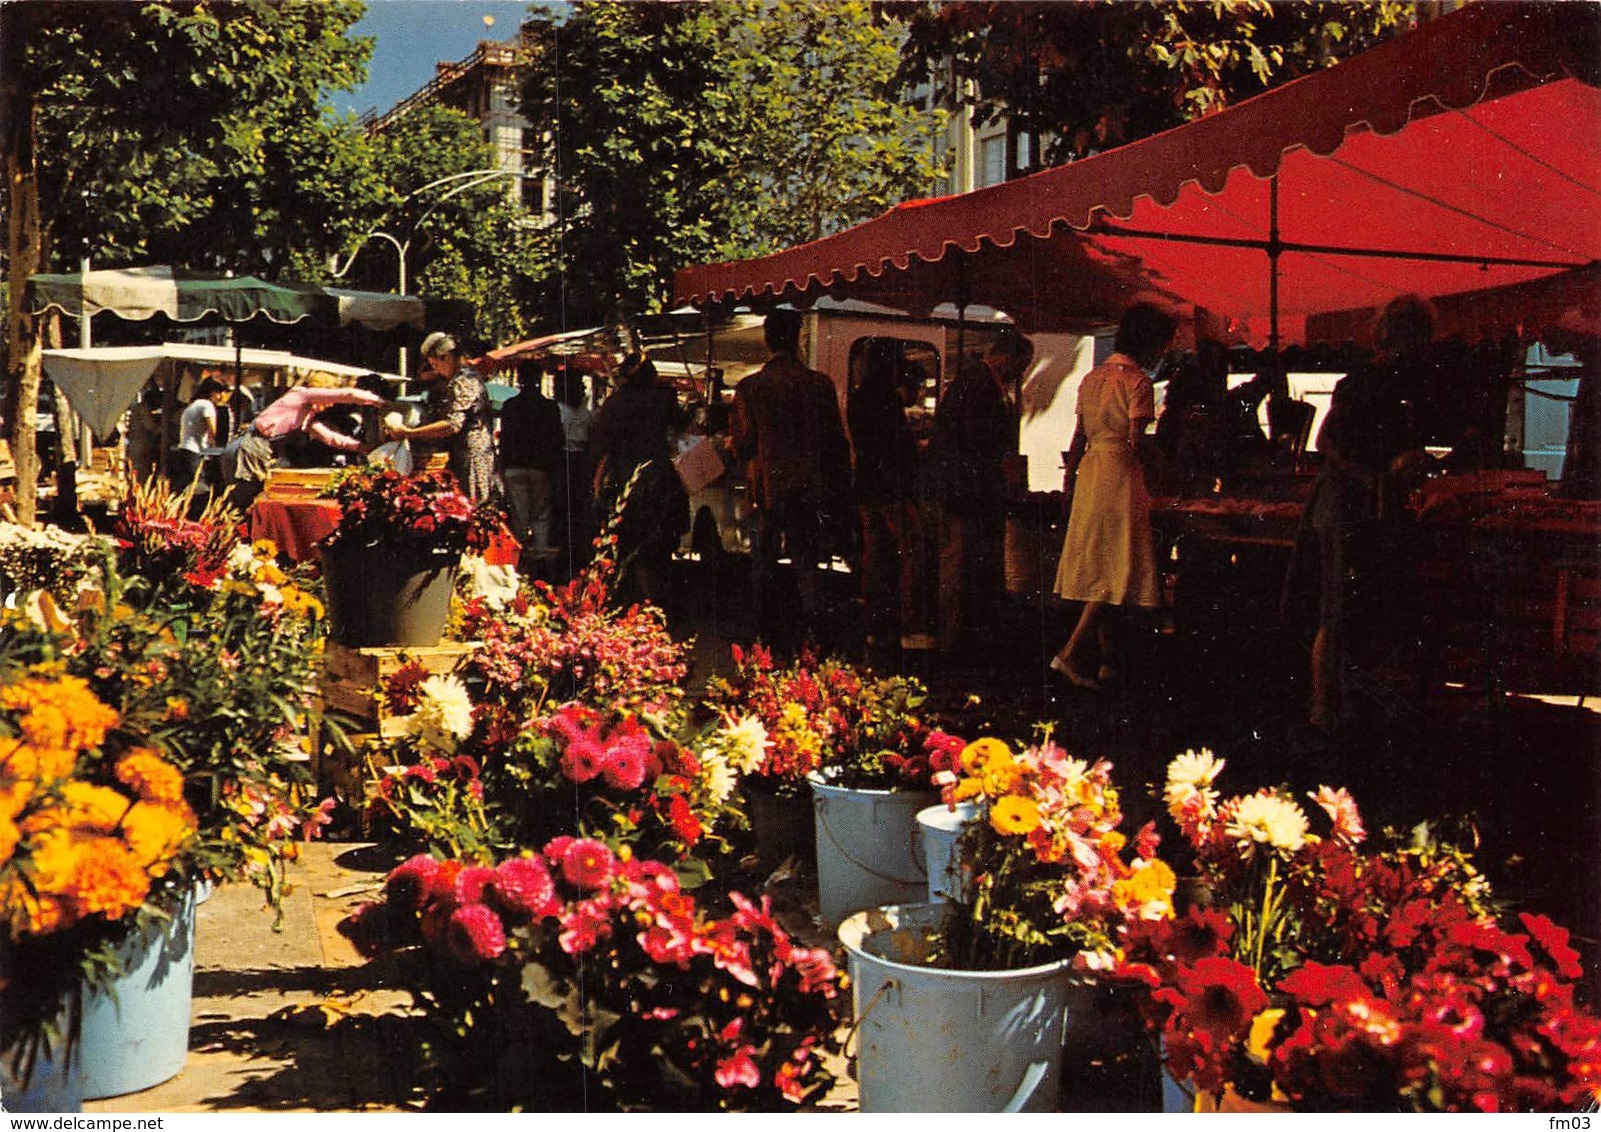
[116,749,187,806]
[29,828,148,921]
[1,875,67,938]
[0,812,19,866]
[121,801,197,875]
[0,675,119,756]
[0,735,75,786]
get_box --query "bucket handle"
[842,977,898,1058]
[816,795,929,884]
[1001,1060,1050,1113]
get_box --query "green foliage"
[891,0,1417,164]
[19,0,381,276]
[520,0,943,327]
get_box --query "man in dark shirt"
[499,359,568,575]
[929,328,1032,661]
[731,309,851,652]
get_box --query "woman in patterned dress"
[387,331,498,504]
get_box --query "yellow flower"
[0,811,19,866]
[960,737,1011,774]
[0,674,118,761]
[990,794,1041,836]
[279,587,325,620]
[252,539,280,559]
[1113,858,1177,919]
[952,777,986,802]
[1247,1008,1286,1065]
[116,749,187,806]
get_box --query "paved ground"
[80,554,1601,1112]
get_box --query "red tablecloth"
[248,497,521,567]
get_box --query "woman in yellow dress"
[1050,302,1178,689]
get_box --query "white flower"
[1167,748,1225,792]
[699,749,737,806]
[227,541,258,576]
[405,674,475,752]
[717,714,770,775]
[1225,791,1310,856]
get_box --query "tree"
[888,0,1417,166]
[352,101,550,348]
[2,0,379,524]
[520,0,944,328]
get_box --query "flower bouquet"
[0,521,112,608]
[340,842,845,1111]
[2,539,334,920]
[113,477,242,603]
[1114,750,1601,1112]
[319,468,501,555]
[0,671,198,1101]
[702,644,946,795]
[936,735,1176,972]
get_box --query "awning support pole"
[1269,175,1281,353]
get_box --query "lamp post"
[330,168,531,378]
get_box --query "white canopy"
[42,343,400,441]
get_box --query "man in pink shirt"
[224,382,386,509]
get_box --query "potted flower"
[318,467,504,647]
[703,645,955,924]
[838,735,1176,1112]
[1114,750,1601,1112]
[0,671,198,1112]
[339,841,846,1111]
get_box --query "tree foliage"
[2,0,378,525]
[348,101,548,347]
[520,0,943,328]
[23,0,380,276]
[888,0,1417,165]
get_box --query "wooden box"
[263,468,338,500]
[316,640,477,736]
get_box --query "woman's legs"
[1052,600,1105,685]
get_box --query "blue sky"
[341,0,546,118]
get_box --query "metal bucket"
[809,777,935,929]
[916,801,979,904]
[838,903,1080,1112]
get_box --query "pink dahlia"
[445,902,508,964]
[386,853,442,911]
[561,838,617,891]
[490,856,561,923]
[452,865,497,906]
[600,741,649,791]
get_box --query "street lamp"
[329,168,532,377]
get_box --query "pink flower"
[386,854,441,911]
[445,902,507,964]
[714,1020,762,1090]
[452,865,497,907]
[558,897,614,954]
[561,838,618,891]
[560,736,607,783]
[489,856,561,923]
[1310,785,1366,846]
[601,740,650,791]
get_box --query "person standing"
[1049,302,1177,689]
[554,363,595,575]
[499,358,571,577]
[730,309,851,652]
[387,331,497,504]
[173,377,231,490]
[847,339,923,660]
[588,352,688,608]
[929,328,1032,662]
[1306,294,1435,733]
[124,385,163,484]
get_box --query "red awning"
[674,2,1600,344]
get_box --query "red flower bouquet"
[341,844,844,1111]
[1115,751,1601,1112]
[319,468,503,554]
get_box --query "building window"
[979,134,1007,188]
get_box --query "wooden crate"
[263,468,338,499]
[316,640,477,735]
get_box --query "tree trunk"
[2,4,44,527]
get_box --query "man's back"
[733,355,849,507]
[500,389,565,474]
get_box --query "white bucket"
[810,777,936,929]
[839,903,1081,1112]
[916,801,979,903]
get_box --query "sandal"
[1049,656,1100,690]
